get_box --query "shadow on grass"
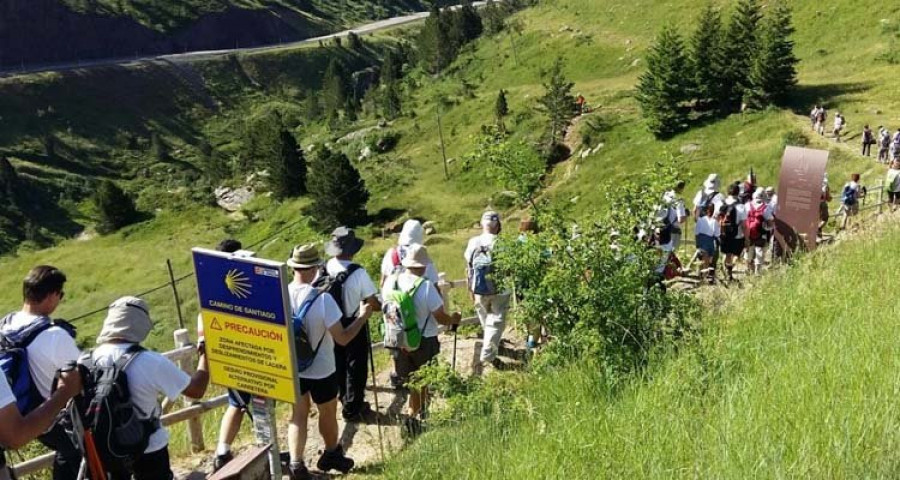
[786,82,874,113]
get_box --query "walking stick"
[365,327,386,464]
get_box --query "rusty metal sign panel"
[776,146,829,252]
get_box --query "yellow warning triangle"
[211,318,222,331]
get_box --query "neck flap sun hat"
[97,296,152,344]
[398,220,424,246]
[703,173,720,193]
[287,243,323,269]
[400,243,431,269]
[326,226,364,257]
[753,187,766,202]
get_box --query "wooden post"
[879,181,885,215]
[174,328,205,453]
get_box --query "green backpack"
[382,276,428,351]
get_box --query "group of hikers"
[655,168,868,284]
[810,105,900,163]
[0,212,510,480]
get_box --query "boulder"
[680,143,701,154]
[592,143,605,154]
[359,146,373,161]
[422,221,437,235]
[214,186,255,212]
[580,149,591,159]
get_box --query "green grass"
[385,220,900,479]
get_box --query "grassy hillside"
[385,218,900,478]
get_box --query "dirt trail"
[173,327,527,479]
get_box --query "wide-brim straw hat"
[287,243,323,269]
[400,243,431,269]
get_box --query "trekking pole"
[365,327,386,465]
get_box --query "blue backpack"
[0,314,76,414]
[468,245,496,296]
[841,184,858,206]
[292,289,324,373]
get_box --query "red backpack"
[745,203,767,241]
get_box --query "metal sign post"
[193,248,298,480]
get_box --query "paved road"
[0,1,486,78]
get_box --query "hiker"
[862,124,875,157]
[380,220,440,289]
[575,94,586,115]
[815,107,827,136]
[893,128,900,162]
[0,360,81,480]
[833,113,846,141]
[765,186,778,217]
[382,244,461,435]
[323,227,380,422]
[879,126,891,163]
[839,173,862,231]
[719,183,747,281]
[739,170,756,204]
[0,266,81,480]
[692,174,724,219]
[285,244,371,480]
[886,160,900,210]
[380,219,440,390]
[694,200,720,284]
[818,178,832,237]
[809,105,819,131]
[464,211,510,370]
[745,188,774,275]
[84,296,209,480]
[207,239,251,472]
[661,181,688,251]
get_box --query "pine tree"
[536,57,576,154]
[347,32,363,51]
[381,78,402,119]
[495,89,510,131]
[322,59,349,128]
[456,0,484,44]
[307,146,369,229]
[636,26,691,137]
[747,2,798,108]
[720,0,763,109]
[689,4,725,109]
[418,6,457,74]
[94,180,138,233]
[150,131,168,161]
[266,130,307,199]
[382,48,402,83]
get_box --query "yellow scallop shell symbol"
[224,269,252,299]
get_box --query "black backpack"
[77,345,158,471]
[720,202,740,239]
[698,191,718,217]
[313,264,362,327]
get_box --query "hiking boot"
[342,401,373,423]
[213,451,233,472]
[316,445,354,474]
[288,462,312,480]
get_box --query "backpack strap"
[0,315,55,350]
[293,289,327,360]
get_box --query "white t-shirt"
[464,232,497,265]
[0,375,15,410]
[722,197,748,239]
[663,191,687,226]
[692,190,724,217]
[695,216,720,237]
[379,246,439,287]
[382,272,444,338]
[91,343,191,454]
[1,312,81,399]
[325,258,378,317]
[288,281,343,380]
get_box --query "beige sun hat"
[400,244,431,269]
[286,243,323,269]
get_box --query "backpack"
[719,202,740,239]
[468,244,496,296]
[382,276,428,351]
[313,264,362,327]
[745,203,767,241]
[77,345,157,472]
[841,184,858,206]
[697,191,718,217]
[654,206,674,246]
[0,314,75,415]
[292,289,325,373]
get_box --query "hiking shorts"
[227,389,252,410]
[695,234,717,257]
[391,336,440,384]
[299,373,339,405]
[720,236,745,256]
